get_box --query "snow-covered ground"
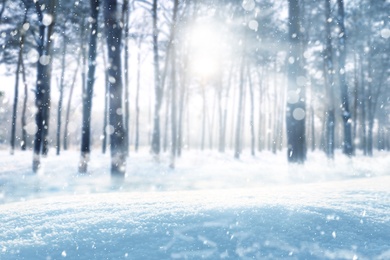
[0,149,389,259]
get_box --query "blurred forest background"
[0,0,389,176]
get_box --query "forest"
[0,0,389,178]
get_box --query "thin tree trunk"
[56,35,67,155]
[234,55,246,159]
[151,0,177,157]
[63,61,79,151]
[10,29,23,155]
[336,0,353,156]
[208,91,216,150]
[101,39,109,154]
[163,85,170,153]
[360,55,367,155]
[352,53,359,153]
[272,60,278,154]
[20,52,28,151]
[257,69,264,152]
[177,60,187,157]
[169,0,179,168]
[248,66,255,156]
[135,46,141,152]
[122,0,130,156]
[201,82,206,151]
[79,0,100,173]
[151,0,162,156]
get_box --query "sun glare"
[188,22,222,78]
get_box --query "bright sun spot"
[189,22,221,78]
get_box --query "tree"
[323,0,335,159]
[336,0,353,156]
[10,8,27,155]
[79,0,100,173]
[286,0,306,163]
[32,0,57,172]
[169,0,179,169]
[104,0,126,178]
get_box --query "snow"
[0,149,390,259]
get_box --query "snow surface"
[0,149,389,259]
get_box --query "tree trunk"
[177,61,187,157]
[234,55,246,159]
[163,85,170,153]
[169,0,179,169]
[324,0,335,159]
[101,40,109,154]
[63,62,79,151]
[135,46,141,153]
[33,0,57,172]
[247,66,255,156]
[122,0,130,156]
[201,82,206,151]
[151,0,162,157]
[79,0,100,174]
[257,69,264,152]
[286,0,306,163]
[151,0,177,157]
[56,35,67,156]
[20,52,28,151]
[104,0,126,178]
[10,29,23,155]
[352,53,359,153]
[359,55,367,155]
[336,0,353,156]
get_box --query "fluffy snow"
[0,149,389,259]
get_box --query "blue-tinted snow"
[0,150,389,259]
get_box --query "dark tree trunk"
[286,0,306,163]
[102,75,109,154]
[104,0,126,178]
[122,0,130,156]
[33,0,57,172]
[10,29,24,155]
[79,0,100,173]
[56,35,67,156]
[20,52,28,151]
[336,0,353,156]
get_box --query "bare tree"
[104,0,126,178]
[32,0,57,172]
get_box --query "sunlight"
[188,21,221,78]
